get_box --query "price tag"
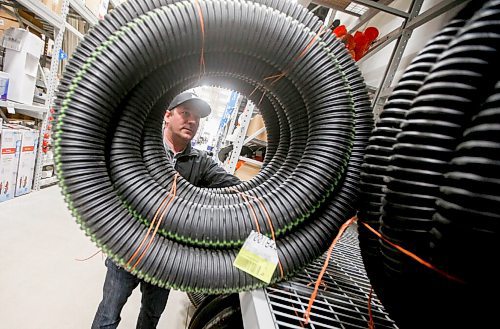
[7,102,15,114]
[233,230,278,283]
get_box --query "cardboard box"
[2,28,44,105]
[246,114,267,142]
[235,162,260,181]
[41,0,63,16]
[15,129,39,196]
[0,127,22,203]
[0,8,20,40]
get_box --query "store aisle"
[0,186,194,329]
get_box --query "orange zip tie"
[254,197,284,278]
[263,72,287,86]
[260,26,327,91]
[194,0,206,78]
[127,174,178,270]
[303,216,357,324]
[306,279,328,291]
[75,249,102,262]
[132,174,179,270]
[368,287,375,329]
[126,185,174,268]
[230,187,284,279]
[293,306,305,328]
[258,90,266,107]
[233,189,261,233]
[360,222,465,284]
[249,85,260,97]
[295,26,326,62]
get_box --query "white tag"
[233,230,278,283]
[7,102,15,114]
[244,231,278,262]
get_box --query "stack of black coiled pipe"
[357,1,500,327]
[54,0,373,293]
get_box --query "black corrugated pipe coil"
[54,0,373,293]
[358,1,500,327]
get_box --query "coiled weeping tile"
[358,1,500,327]
[54,0,372,293]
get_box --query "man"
[92,90,240,329]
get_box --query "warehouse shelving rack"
[0,0,124,190]
[305,0,470,120]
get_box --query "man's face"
[165,103,201,144]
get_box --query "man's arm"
[201,156,242,188]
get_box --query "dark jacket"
[166,143,241,188]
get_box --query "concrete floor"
[0,186,195,329]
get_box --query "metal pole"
[33,0,71,190]
[225,102,255,174]
[371,0,424,120]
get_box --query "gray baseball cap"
[167,91,211,118]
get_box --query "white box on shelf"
[2,28,43,106]
[99,0,110,19]
[86,0,109,19]
[15,128,39,197]
[0,71,9,101]
[0,127,22,203]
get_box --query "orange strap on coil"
[368,287,375,329]
[252,25,328,109]
[230,187,285,279]
[127,174,179,270]
[234,188,262,234]
[194,0,206,78]
[303,216,357,324]
[132,174,179,270]
[361,222,465,284]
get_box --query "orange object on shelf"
[235,159,245,171]
[333,24,379,61]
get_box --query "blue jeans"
[91,258,170,329]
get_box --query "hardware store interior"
[1,0,498,328]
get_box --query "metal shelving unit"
[308,0,470,120]
[1,0,103,190]
[351,0,470,119]
[224,102,256,174]
[16,0,65,27]
[240,225,398,329]
[69,0,99,26]
[0,100,48,120]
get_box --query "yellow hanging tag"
[233,230,278,283]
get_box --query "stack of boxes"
[0,123,39,202]
[41,0,63,16]
[2,28,44,105]
[0,7,19,41]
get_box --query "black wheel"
[189,294,241,329]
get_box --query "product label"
[233,230,278,283]
[22,146,35,152]
[2,148,16,155]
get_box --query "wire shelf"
[264,225,398,329]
